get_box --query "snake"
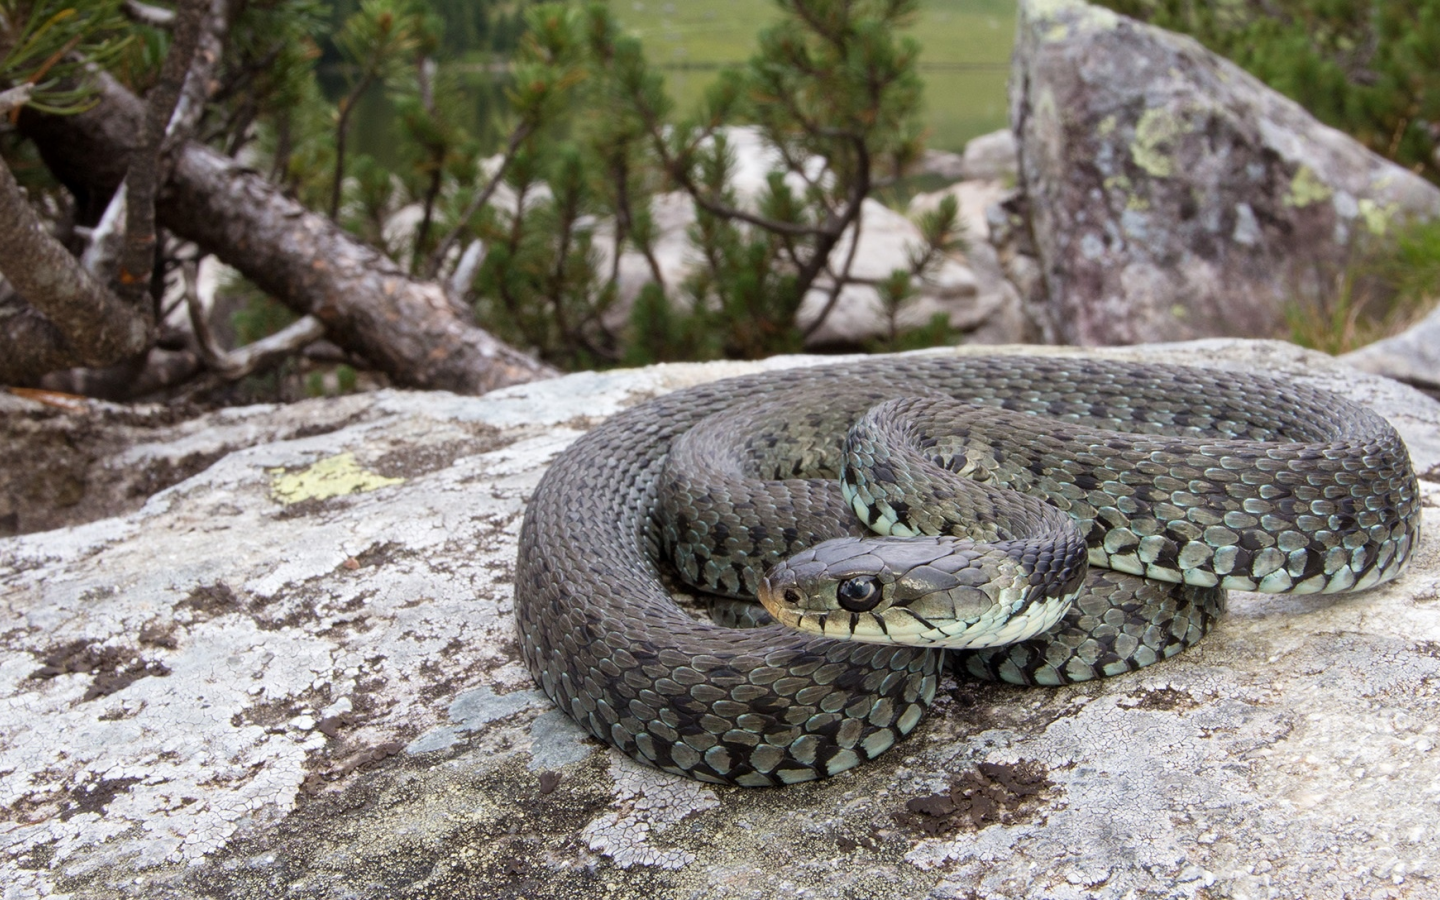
[514,355,1420,787]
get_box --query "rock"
[987,190,1050,343]
[1343,303,1440,395]
[1010,0,1440,346]
[2,340,1438,899]
[907,180,1032,344]
[908,178,1012,243]
[797,199,993,347]
[916,148,967,181]
[592,190,700,336]
[959,128,1018,182]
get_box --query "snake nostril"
[783,588,802,605]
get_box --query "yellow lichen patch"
[1358,198,1398,236]
[1284,165,1333,208]
[1034,0,1119,40]
[269,453,404,505]
[1131,108,1192,178]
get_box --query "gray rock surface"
[1011,0,1440,346]
[1343,303,1440,394]
[917,148,967,181]
[959,129,1018,182]
[2,340,1438,900]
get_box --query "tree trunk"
[19,75,557,395]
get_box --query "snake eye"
[836,576,881,612]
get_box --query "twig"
[116,0,207,313]
[423,121,533,279]
[802,198,863,339]
[184,260,325,379]
[621,73,834,240]
[0,156,148,381]
[166,0,235,155]
[789,133,871,310]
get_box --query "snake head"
[757,535,1077,650]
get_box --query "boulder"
[916,148,967,181]
[908,179,1011,243]
[959,128,1018,182]
[2,340,1438,899]
[907,180,1032,343]
[795,198,989,346]
[1343,303,1440,395]
[1010,0,1440,346]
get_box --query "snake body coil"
[514,356,1419,786]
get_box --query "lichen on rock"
[2,341,1438,899]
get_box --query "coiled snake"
[514,355,1419,786]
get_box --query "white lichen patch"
[581,757,721,869]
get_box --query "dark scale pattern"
[514,356,1421,786]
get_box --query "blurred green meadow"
[345,1,1016,168]
[609,0,1017,152]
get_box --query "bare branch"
[185,261,325,379]
[116,0,208,311]
[24,72,557,394]
[166,0,236,154]
[328,69,379,221]
[227,316,326,376]
[803,202,863,339]
[423,122,533,279]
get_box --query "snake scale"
[514,355,1420,786]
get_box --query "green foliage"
[0,0,131,114]
[1097,0,1440,184]
[3,0,971,373]
[231,293,298,348]
[334,0,422,86]
[325,0,532,56]
[1285,216,1440,354]
[458,1,964,367]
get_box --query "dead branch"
[116,0,208,311]
[185,262,325,379]
[21,74,557,394]
[0,156,149,385]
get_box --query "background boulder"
[1009,0,1440,346]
